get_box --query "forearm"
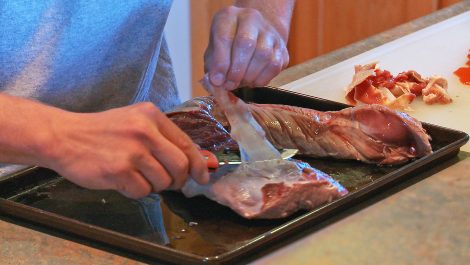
[234,0,295,42]
[0,93,61,167]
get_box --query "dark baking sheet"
[0,87,468,265]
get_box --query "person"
[0,0,295,199]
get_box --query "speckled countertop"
[1,2,469,265]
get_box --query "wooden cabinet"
[288,0,462,65]
[190,0,462,97]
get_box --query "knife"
[200,149,298,170]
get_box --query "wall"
[165,0,191,102]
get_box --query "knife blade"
[200,149,298,170]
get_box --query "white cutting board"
[282,11,470,151]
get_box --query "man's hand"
[204,1,295,90]
[41,102,209,199]
[0,93,209,199]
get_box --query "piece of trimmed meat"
[182,159,347,219]
[168,97,432,165]
[345,63,452,110]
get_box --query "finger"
[225,18,259,90]
[252,42,285,86]
[205,12,238,87]
[239,32,275,87]
[116,171,152,199]
[136,154,173,192]
[149,133,191,189]
[154,113,209,185]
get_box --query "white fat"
[201,74,281,162]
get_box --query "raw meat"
[168,98,432,165]
[249,103,432,165]
[180,76,347,219]
[422,77,452,104]
[345,63,452,110]
[173,93,431,219]
[182,159,347,219]
[168,97,238,151]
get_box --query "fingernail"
[210,72,225,86]
[225,81,237,90]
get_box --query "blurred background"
[165,0,462,101]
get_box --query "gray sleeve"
[148,36,181,112]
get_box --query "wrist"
[25,107,69,169]
[0,94,72,168]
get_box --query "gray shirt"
[0,0,180,112]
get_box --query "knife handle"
[199,150,219,169]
